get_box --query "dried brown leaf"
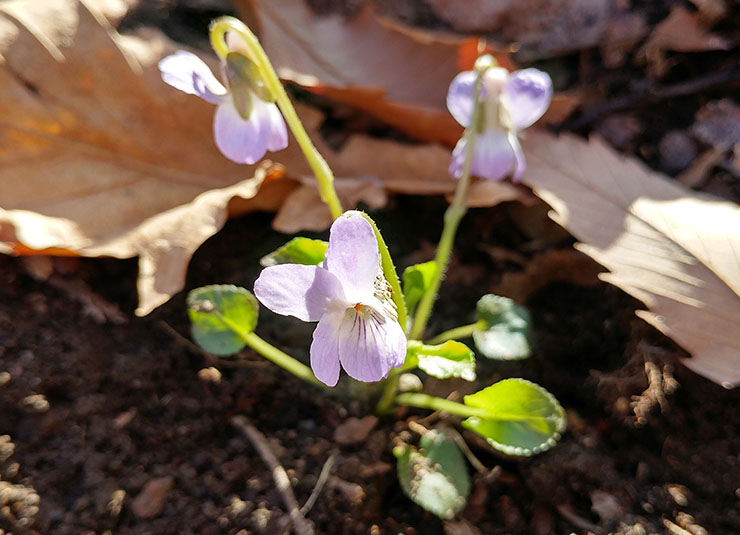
[520,130,740,387]
[639,6,729,76]
[237,0,474,145]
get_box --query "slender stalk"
[210,17,343,219]
[396,392,551,421]
[359,213,407,333]
[375,368,401,415]
[409,67,487,340]
[240,332,324,387]
[426,320,485,345]
[395,393,487,418]
[215,310,324,387]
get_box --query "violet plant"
[170,16,565,519]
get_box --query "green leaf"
[473,294,531,360]
[462,378,566,456]
[187,285,259,356]
[407,341,476,381]
[260,237,328,267]
[402,261,437,315]
[394,429,470,519]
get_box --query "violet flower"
[447,66,552,182]
[254,212,406,386]
[158,50,288,164]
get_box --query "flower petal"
[158,51,226,104]
[337,309,406,382]
[502,68,552,130]
[254,264,345,322]
[446,70,477,128]
[449,130,517,182]
[509,132,526,182]
[213,99,269,164]
[309,313,342,386]
[259,100,289,151]
[324,213,380,303]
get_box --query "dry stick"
[231,416,315,535]
[300,451,337,515]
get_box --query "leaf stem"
[215,310,324,387]
[209,16,343,219]
[395,393,487,419]
[241,332,325,387]
[426,321,485,345]
[409,65,487,340]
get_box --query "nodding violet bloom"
[447,65,552,182]
[254,212,406,387]
[158,50,288,164]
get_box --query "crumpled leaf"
[639,5,729,76]
[235,0,473,145]
[0,0,305,315]
[0,0,527,315]
[520,130,740,387]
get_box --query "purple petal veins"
[253,212,407,386]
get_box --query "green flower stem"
[240,332,325,388]
[426,320,485,345]
[359,213,408,333]
[375,368,401,416]
[408,67,487,340]
[209,16,343,220]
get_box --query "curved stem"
[409,71,486,340]
[210,17,343,219]
[359,213,407,333]
[375,369,401,415]
[426,320,485,345]
[395,393,487,418]
[241,332,325,388]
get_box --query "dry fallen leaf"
[0,0,311,315]
[520,130,740,387]
[0,0,529,315]
[639,5,729,76]
[236,0,474,146]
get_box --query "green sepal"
[462,378,566,456]
[394,429,470,519]
[260,237,329,267]
[406,340,476,381]
[187,284,258,356]
[402,261,436,316]
[225,51,275,106]
[473,294,531,360]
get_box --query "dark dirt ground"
[3,1,740,534]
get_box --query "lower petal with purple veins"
[337,307,406,383]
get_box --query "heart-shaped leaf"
[394,429,470,519]
[473,294,531,360]
[462,378,565,456]
[187,285,259,356]
[260,237,328,267]
[407,340,476,381]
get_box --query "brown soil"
[2,198,739,535]
[3,1,740,534]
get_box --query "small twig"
[556,503,603,535]
[300,451,337,515]
[231,416,314,535]
[444,427,489,475]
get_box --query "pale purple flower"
[253,212,406,387]
[158,50,288,164]
[447,67,552,182]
